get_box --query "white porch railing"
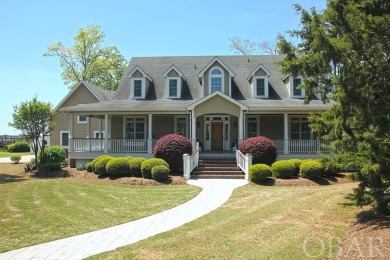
[183,142,200,179]
[272,139,284,153]
[74,138,104,151]
[288,139,330,153]
[236,150,252,180]
[73,138,155,153]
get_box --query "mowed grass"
[91,183,358,260]
[0,165,201,253]
[0,151,31,158]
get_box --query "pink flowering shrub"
[239,136,277,165]
[153,134,192,171]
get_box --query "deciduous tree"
[278,0,390,214]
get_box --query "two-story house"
[52,55,331,167]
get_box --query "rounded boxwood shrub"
[86,162,93,172]
[38,146,66,164]
[153,134,192,171]
[94,156,113,176]
[151,165,170,182]
[249,164,272,183]
[10,155,22,164]
[7,141,30,152]
[91,155,109,172]
[289,159,303,176]
[141,158,169,179]
[300,160,324,179]
[106,157,130,178]
[271,160,296,178]
[239,136,277,165]
[129,157,146,177]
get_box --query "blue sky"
[0,0,326,135]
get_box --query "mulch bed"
[250,173,354,186]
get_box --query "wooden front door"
[211,122,223,151]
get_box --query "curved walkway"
[0,179,247,260]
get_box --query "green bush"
[249,164,272,183]
[129,157,146,177]
[300,160,324,179]
[91,155,110,172]
[141,158,169,179]
[76,164,85,171]
[151,165,170,182]
[7,141,30,152]
[94,157,113,176]
[106,157,130,178]
[289,159,303,176]
[38,146,66,164]
[271,160,296,178]
[86,162,93,172]
[39,162,62,171]
[321,157,342,176]
[10,155,22,164]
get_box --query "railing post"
[69,114,74,153]
[244,154,252,180]
[183,153,190,180]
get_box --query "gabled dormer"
[248,63,271,98]
[163,65,185,99]
[197,57,236,97]
[282,74,305,98]
[127,66,152,99]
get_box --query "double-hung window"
[209,67,224,93]
[60,131,69,147]
[131,78,145,99]
[290,118,311,139]
[253,76,268,98]
[291,77,304,98]
[124,117,145,139]
[247,118,258,137]
[166,77,181,98]
[77,115,87,123]
[175,116,188,137]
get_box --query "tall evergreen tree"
[278,0,390,213]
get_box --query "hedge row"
[249,159,338,182]
[84,156,170,182]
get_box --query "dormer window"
[209,67,224,93]
[291,76,305,98]
[166,77,182,98]
[252,76,269,98]
[131,78,145,99]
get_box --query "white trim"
[130,78,146,99]
[289,115,313,139]
[127,66,152,81]
[93,131,105,139]
[163,65,185,80]
[203,115,230,151]
[252,76,269,98]
[174,115,189,138]
[166,77,182,99]
[290,76,305,98]
[208,66,224,94]
[77,115,88,123]
[123,116,147,139]
[247,63,271,81]
[246,116,259,138]
[187,91,248,111]
[60,131,70,148]
[197,56,236,78]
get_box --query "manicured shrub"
[86,162,93,172]
[289,159,303,176]
[38,146,66,164]
[40,162,62,171]
[10,155,22,164]
[91,155,109,172]
[271,160,296,178]
[153,134,192,171]
[129,157,146,177]
[249,164,272,183]
[300,160,324,179]
[239,136,277,165]
[7,141,30,152]
[94,157,113,176]
[151,165,170,182]
[141,158,169,179]
[106,157,130,178]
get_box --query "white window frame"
[174,116,188,137]
[123,116,147,139]
[131,78,145,99]
[246,117,259,138]
[252,76,269,98]
[77,115,88,123]
[290,76,305,98]
[93,131,105,139]
[209,66,224,94]
[166,77,182,99]
[289,116,313,139]
[60,131,69,148]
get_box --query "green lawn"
[0,168,201,253]
[90,183,358,260]
[0,151,31,158]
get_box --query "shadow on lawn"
[0,173,27,184]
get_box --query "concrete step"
[191,174,245,179]
[194,166,240,171]
[192,170,244,175]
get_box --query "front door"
[211,122,223,151]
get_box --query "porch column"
[87,116,91,151]
[147,114,153,153]
[69,114,74,153]
[191,110,197,149]
[283,113,289,154]
[104,114,109,153]
[238,109,244,145]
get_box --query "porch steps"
[191,158,245,179]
